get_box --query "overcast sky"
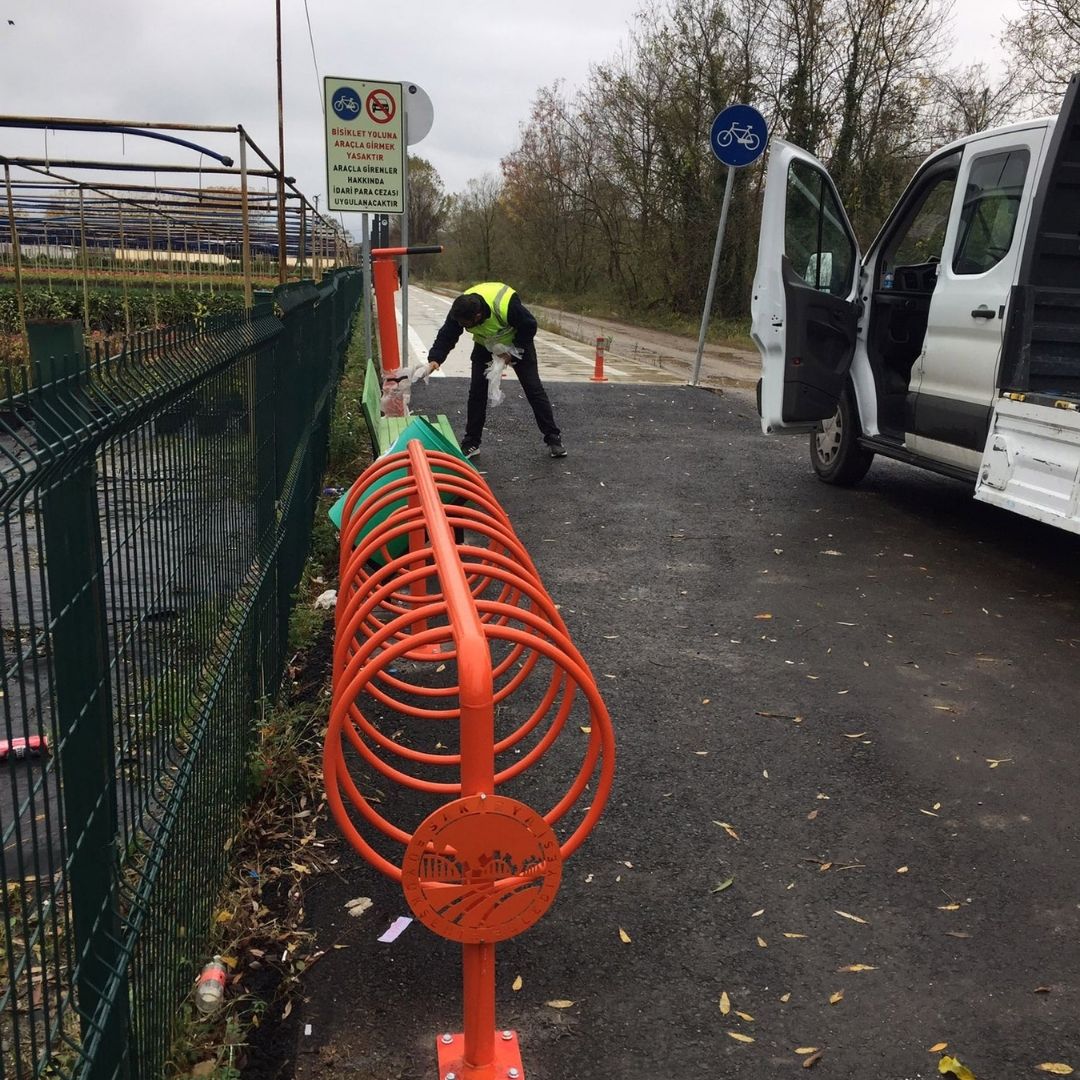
[1,0,1022,223]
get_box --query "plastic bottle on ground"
[195,956,227,1015]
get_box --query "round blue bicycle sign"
[331,85,363,122]
[709,104,768,167]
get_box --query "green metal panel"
[0,269,363,1079]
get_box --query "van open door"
[751,139,862,433]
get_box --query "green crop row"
[0,285,245,335]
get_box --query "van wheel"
[809,387,874,485]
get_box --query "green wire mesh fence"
[0,267,363,1079]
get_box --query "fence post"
[28,321,130,1080]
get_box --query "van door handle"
[971,307,995,320]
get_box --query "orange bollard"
[369,245,444,374]
[591,336,609,382]
[371,256,402,374]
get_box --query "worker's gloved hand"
[410,361,436,383]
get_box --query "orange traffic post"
[591,335,609,382]
[326,441,615,1080]
[370,245,443,374]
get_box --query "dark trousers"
[464,341,561,447]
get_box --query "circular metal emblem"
[402,795,562,943]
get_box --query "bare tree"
[1002,0,1080,112]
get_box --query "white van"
[751,74,1080,534]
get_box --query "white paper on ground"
[378,915,414,943]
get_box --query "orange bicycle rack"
[326,442,615,1079]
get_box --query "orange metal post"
[409,443,500,1079]
[371,256,401,374]
[591,336,608,382]
[370,245,444,375]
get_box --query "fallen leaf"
[938,1055,978,1079]
[897,866,910,874]
[939,903,961,911]
[719,991,731,1015]
[756,936,768,947]
[835,910,869,924]
[920,809,940,817]
[784,933,807,939]
[712,877,735,893]
[986,758,1013,768]
[837,964,876,972]
[619,927,631,943]
[842,731,868,739]
[512,975,523,991]
[803,1051,824,1068]
[796,1047,820,1055]
[580,725,592,734]
[1034,986,1053,993]
[754,613,773,620]
[694,750,709,756]
[945,931,972,939]
[345,897,373,917]
[281,1000,293,1020]
[819,862,833,872]
[735,1010,755,1022]
[713,821,740,841]
[929,1042,948,1052]
[751,908,765,917]
[1035,1066,1074,1075]
[191,1062,216,1078]
[780,992,791,1002]
[727,1032,755,1043]
[702,698,710,704]
[545,1000,575,1009]
[807,809,819,820]
[829,990,844,1004]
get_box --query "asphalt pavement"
[269,368,1080,1080]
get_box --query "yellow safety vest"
[464,282,516,350]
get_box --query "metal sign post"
[399,83,434,369]
[361,213,373,361]
[689,103,769,387]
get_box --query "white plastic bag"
[380,368,411,417]
[486,357,507,406]
[485,344,521,407]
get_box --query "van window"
[785,160,855,298]
[890,175,957,271]
[952,149,1030,275]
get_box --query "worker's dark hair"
[450,293,486,325]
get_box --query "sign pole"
[690,102,769,388]
[361,212,373,361]
[401,110,410,368]
[690,165,735,387]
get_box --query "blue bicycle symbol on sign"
[709,104,769,167]
[332,86,362,120]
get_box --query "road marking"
[395,300,428,364]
